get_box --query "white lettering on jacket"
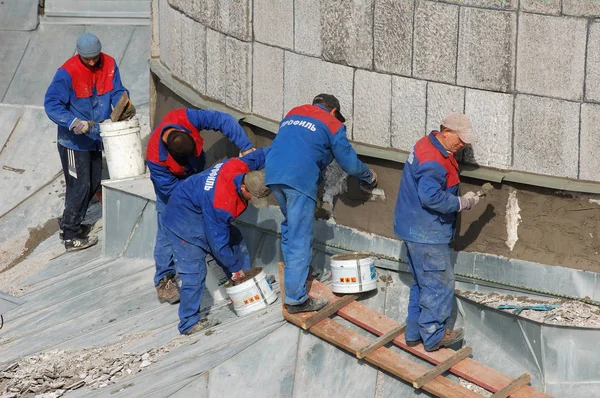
[279,119,316,132]
[204,162,224,191]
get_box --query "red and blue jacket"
[44,53,129,151]
[146,108,253,213]
[394,132,461,244]
[162,148,268,272]
[265,103,372,200]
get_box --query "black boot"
[287,298,329,314]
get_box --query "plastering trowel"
[360,186,387,202]
[476,182,494,197]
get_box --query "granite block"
[283,51,354,129]
[457,7,516,92]
[254,0,293,49]
[579,103,600,182]
[225,37,252,112]
[321,0,373,69]
[426,82,465,132]
[463,89,513,169]
[206,28,227,103]
[374,0,413,76]
[513,95,580,178]
[391,76,427,151]
[520,0,561,15]
[516,13,587,101]
[294,0,322,56]
[413,1,459,84]
[181,15,207,95]
[563,0,600,17]
[252,43,284,121]
[353,69,391,147]
[585,21,600,102]
[218,0,251,41]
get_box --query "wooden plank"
[413,346,473,389]
[356,323,406,359]
[301,294,358,330]
[306,279,551,398]
[492,374,532,398]
[283,310,481,398]
[110,91,130,122]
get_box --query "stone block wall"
[153,0,600,182]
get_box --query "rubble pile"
[458,290,600,328]
[0,334,188,398]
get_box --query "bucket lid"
[331,252,373,261]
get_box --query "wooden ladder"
[278,263,551,398]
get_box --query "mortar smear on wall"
[505,188,521,251]
[322,161,348,218]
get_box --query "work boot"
[64,235,98,252]
[405,338,422,347]
[156,275,180,304]
[184,317,221,335]
[425,328,465,352]
[59,224,93,241]
[230,269,246,286]
[286,298,329,314]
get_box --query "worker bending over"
[161,149,270,335]
[146,108,255,305]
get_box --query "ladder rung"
[301,294,359,330]
[413,346,473,389]
[356,323,406,359]
[492,373,531,398]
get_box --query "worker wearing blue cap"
[44,33,134,252]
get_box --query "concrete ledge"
[149,59,600,195]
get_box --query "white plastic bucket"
[100,118,145,180]
[331,252,378,294]
[225,267,277,317]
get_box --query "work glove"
[71,118,90,135]
[361,169,378,190]
[120,102,136,121]
[458,191,480,211]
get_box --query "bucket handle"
[253,276,269,306]
[356,258,363,292]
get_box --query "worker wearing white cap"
[44,33,134,252]
[393,112,480,352]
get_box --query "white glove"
[458,191,479,211]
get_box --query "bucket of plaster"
[224,267,277,317]
[331,252,377,294]
[100,118,145,179]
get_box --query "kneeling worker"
[161,148,270,335]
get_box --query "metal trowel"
[476,182,494,197]
[360,186,387,202]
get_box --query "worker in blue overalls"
[146,108,254,305]
[161,149,270,335]
[266,94,377,314]
[394,113,480,352]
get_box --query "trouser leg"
[166,228,208,334]
[57,144,93,240]
[404,241,455,350]
[153,212,176,286]
[271,184,315,306]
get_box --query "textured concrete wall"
[153,0,600,183]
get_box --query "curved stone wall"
[151,0,600,182]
